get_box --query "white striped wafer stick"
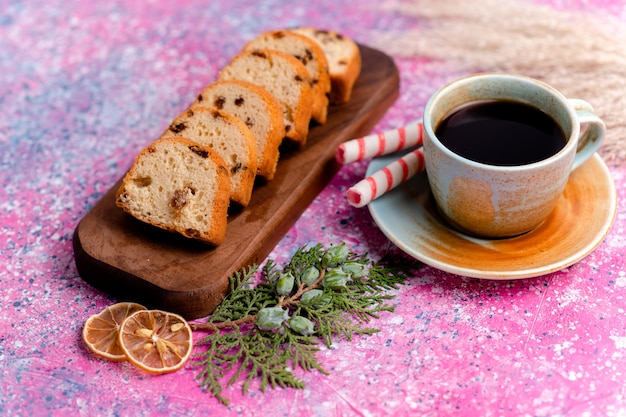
[336,119,423,164]
[347,147,426,208]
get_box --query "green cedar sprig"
[191,243,418,405]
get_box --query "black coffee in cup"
[435,100,567,166]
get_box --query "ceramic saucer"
[367,153,617,279]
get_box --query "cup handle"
[568,99,606,171]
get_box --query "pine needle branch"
[191,243,420,404]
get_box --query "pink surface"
[1,0,625,415]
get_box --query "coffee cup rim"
[423,72,579,171]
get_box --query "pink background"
[1,0,625,415]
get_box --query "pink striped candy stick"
[346,147,426,208]
[336,119,424,164]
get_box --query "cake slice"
[292,27,361,104]
[161,107,258,208]
[115,137,230,245]
[218,49,313,146]
[243,30,330,125]
[192,80,285,181]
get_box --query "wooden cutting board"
[73,44,400,320]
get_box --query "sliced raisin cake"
[161,107,258,208]
[293,27,361,104]
[115,137,230,245]
[243,30,330,125]
[218,49,313,146]
[192,80,285,181]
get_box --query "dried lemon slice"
[82,302,147,361]
[118,309,193,374]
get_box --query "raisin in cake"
[243,30,330,125]
[115,137,230,245]
[292,27,361,104]
[192,80,285,181]
[218,49,313,146]
[161,107,258,208]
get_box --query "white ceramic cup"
[422,73,606,238]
